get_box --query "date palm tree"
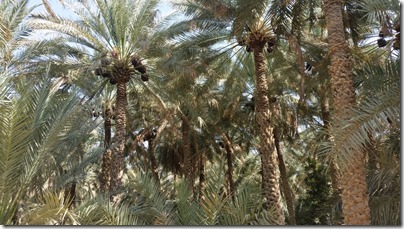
[28,0,161,197]
[167,0,290,222]
[323,0,373,224]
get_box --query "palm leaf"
[22,191,79,225]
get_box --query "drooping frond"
[0,73,101,224]
[21,191,79,225]
[359,0,400,24]
[319,58,400,168]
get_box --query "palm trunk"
[217,129,235,203]
[225,143,235,203]
[148,119,169,184]
[252,41,285,224]
[320,95,343,225]
[100,106,112,192]
[131,128,151,172]
[320,96,340,193]
[274,129,296,225]
[140,143,149,171]
[104,106,112,147]
[148,141,160,184]
[110,82,127,196]
[181,116,193,190]
[287,35,306,107]
[324,0,371,224]
[198,149,206,201]
[191,129,200,199]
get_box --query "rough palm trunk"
[191,129,201,199]
[198,149,205,201]
[287,35,306,107]
[320,95,343,225]
[104,106,112,147]
[220,131,235,203]
[251,39,285,224]
[181,116,193,190]
[148,141,160,184]
[100,106,112,192]
[148,119,169,184]
[324,0,371,224]
[320,96,340,193]
[110,82,127,195]
[131,128,151,172]
[273,129,296,225]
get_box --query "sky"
[27,0,175,19]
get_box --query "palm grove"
[0,0,400,225]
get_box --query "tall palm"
[29,0,161,196]
[168,0,291,222]
[245,21,284,224]
[323,0,371,224]
[99,87,115,192]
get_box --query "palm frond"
[21,191,79,225]
[75,195,144,225]
[321,88,399,167]
[219,181,262,225]
[359,0,400,24]
[125,169,174,225]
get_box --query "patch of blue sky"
[28,0,175,19]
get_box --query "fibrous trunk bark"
[191,129,201,199]
[181,116,193,190]
[252,41,285,225]
[273,129,296,225]
[100,106,112,192]
[320,96,340,193]
[324,0,371,224]
[320,95,343,225]
[218,130,235,203]
[110,82,127,197]
[287,35,306,107]
[148,119,169,184]
[198,149,205,201]
[148,141,159,184]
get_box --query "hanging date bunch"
[95,50,144,85]
[266,37,276,53]
[131,56,149,81]
[95,58,113,81]
[94,54,123,85]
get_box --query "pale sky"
[27,0,175,19]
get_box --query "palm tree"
[323,0,371,224]
[3,0,400,225]
[100,90,115,193]
[28,0,162,197]
[168,1,290,222]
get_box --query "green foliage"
[74,195,144,225]
[0,76,101,224]
[0,0,401,226]
[296,158,332,225]
[21,192,79,225]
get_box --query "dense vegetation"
[0,0,400,225]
